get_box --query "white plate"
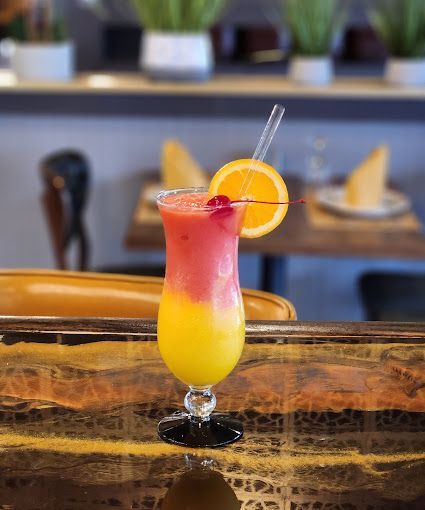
[315,185,412,219]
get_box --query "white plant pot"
[384,58,425,87]
[140,32,213,81]
[11,41,74,82]
[289,56,333,86]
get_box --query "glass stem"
[184,387,216,423]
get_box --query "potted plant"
[283,0,345,86]
[9,0,74,81]
[132,0,226,81]
[369,0,425,87]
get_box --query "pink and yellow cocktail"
[156,109,292,447]
[157,190,245,388]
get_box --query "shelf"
[1,71,424,120]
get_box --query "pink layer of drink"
[158,192,245,304]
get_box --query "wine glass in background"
[305,135,331,188]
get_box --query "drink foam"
[160,192,211,210]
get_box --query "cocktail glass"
[156,187,245,447]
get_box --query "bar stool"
[359,272,425,321]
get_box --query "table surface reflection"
[0,318,424,509]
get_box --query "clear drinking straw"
[239,104,285,198]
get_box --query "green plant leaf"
[8,16,26,42]
[8,0,67,42]
[368,0,425,58]
[283,0,345,56]
[132,0,226,32]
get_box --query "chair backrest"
[40,151,90,271]
[0,270,296,321]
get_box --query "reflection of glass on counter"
[161,462,240,510]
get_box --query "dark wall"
[65,1,103,70]
[77,0,372,27]
[67,0,376,70]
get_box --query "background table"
[125,177,425,295]
[0,317,424,509]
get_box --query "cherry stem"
[206,194,306,209]
[231,198,306,206]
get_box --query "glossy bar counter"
[0,318,423,509]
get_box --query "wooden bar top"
[0,317,423,508]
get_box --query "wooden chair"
[0,269,296,321]
[40,150,164,276]
[40,150,89,271]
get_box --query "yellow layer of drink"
[158,289,245,387]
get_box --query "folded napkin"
[345,145,389,208]
[161,139,210,190]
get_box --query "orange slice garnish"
[209,159,288,238]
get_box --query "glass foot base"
[158,412,243,448]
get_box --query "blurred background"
[0,0,424,321]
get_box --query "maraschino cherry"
[207,195,232,208]
[207,195,305,208]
